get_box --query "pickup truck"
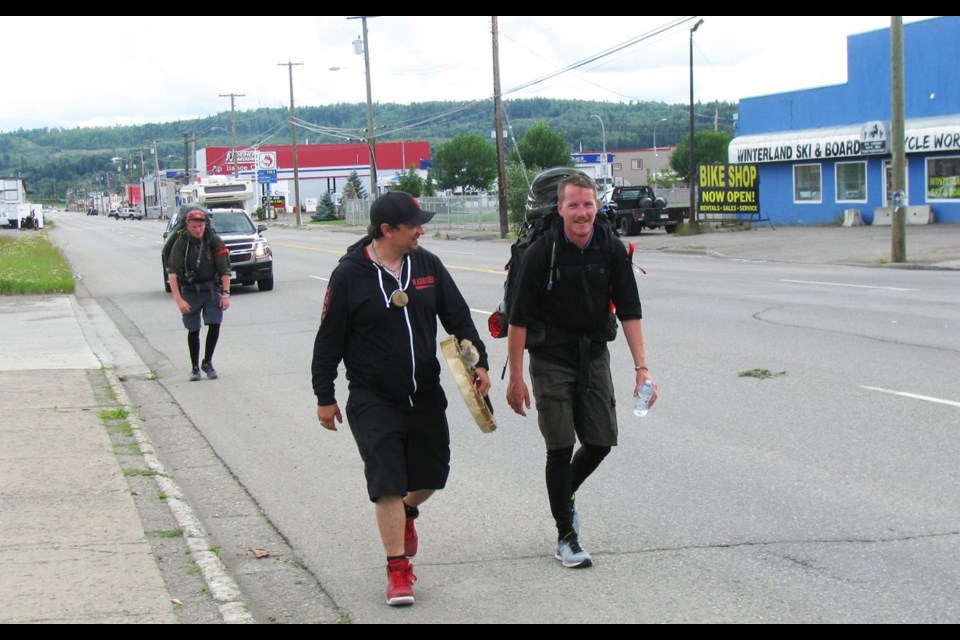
[608,185,686,235]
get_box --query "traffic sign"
[257,169,277,184]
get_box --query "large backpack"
[487,167,621,342]
[161,204,214,268]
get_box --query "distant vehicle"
[608,185,686,235]
[87,208,98,216]
[113,207,144,220]
[161,207,274,293]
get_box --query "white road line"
[309,275,329,282]
[781,279,919,291]
[859,385,960,408]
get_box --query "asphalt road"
[46,213,960,623]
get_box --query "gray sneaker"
[189,367,201,382]
[201,361,218,380]
[555,533,592,568]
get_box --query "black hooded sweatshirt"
[312,235,489,407]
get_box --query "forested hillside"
[0,98,736,201]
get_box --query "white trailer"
[1,177,27,228]
[179,175,257,212]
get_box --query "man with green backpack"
[166,206,232,381]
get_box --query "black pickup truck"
[608,185,686,235]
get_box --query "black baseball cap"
[370,191,435,228]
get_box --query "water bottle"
[633,379,654,417]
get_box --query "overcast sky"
[1,16,936,135]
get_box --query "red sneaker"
[386,558,417,606]
[404,516,419,558]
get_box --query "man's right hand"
[317,403,343,431]
[506,378,531,416]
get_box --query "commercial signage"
[730,119,960,164]
[697,163,760,214]
[261,195,285,208]
[258,152,277,170]
[257,169,278,184]
[571,153,614,164]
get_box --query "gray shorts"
[180,288,223,332]
[529,349,618,450]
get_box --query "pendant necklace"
[370,241,410,308]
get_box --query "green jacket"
[166,230,231,281]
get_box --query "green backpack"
[161,204,212,267]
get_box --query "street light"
[653,117,668,157]
[689,18,704,230]
[592,114,607,194]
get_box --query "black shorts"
[345,385,450,502]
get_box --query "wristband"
[222,292,230,297]
[634,365,647,371]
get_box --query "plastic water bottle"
[633,379,654,417]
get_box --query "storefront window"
[926,156,960,201]
[794,164,822,203]
[836,161,866,201]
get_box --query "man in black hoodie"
[311,191,491,607]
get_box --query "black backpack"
[487,167,620,342]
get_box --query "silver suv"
[162,207,274,292]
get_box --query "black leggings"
[545,443,611,539]
[187,323,221,367]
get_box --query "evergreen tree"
[347,170,368,200]
[312,191,337,221]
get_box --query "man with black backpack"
[505,172,657,569]
[166,207,232,381]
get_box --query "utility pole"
[219,92,245,178]
[182,133,190,185]
[349,16,378,197]
[492,16,508,239]
[152,140,164,220]
[279,61,303,226]
[137,147,147,217]
[688,18,704,233]
[890,16,906,263]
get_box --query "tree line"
[0,98,736,203]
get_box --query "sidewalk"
[1,221,956,623]
[0,296,253,624]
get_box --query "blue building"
[728,16,960,225]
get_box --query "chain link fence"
[343,195,503,231]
